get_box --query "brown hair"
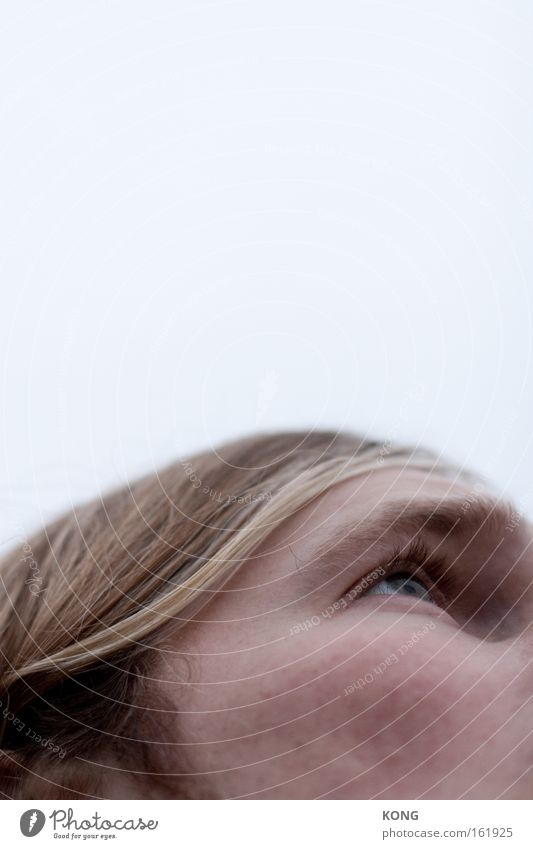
[0,430,447,799]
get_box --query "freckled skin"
[159,469,533,799]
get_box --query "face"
[158,467,533,799]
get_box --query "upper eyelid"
[300,526,438,583]
[294,528,443,602]
[338,538,453,608]
[336,541,433,596]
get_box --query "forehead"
[257,465,479,558]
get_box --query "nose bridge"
[513,553,533,629]
[497,520,533,625]
[508,619,533,706]
[521,606,533,649]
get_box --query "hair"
[0,429,459,799]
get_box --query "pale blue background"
[1,1,532,545]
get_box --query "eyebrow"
[297,493,519,575]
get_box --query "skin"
[149,467,533,799]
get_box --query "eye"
[364,571,437,604]
[341,539,451,611]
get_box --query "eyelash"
[344,538,454,608]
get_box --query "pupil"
[392,574,426,598]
